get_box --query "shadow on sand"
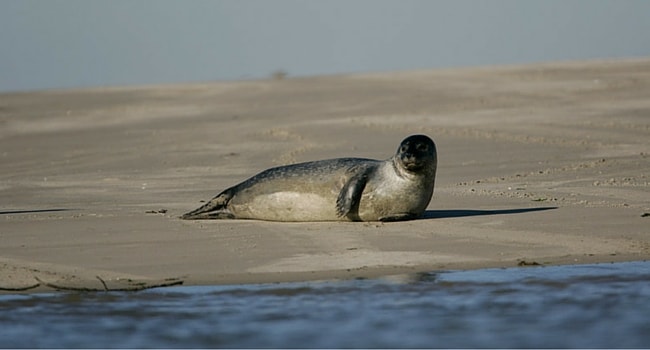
[0,209,73,215]
[421,207,557,219]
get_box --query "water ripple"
[1,261,649,348]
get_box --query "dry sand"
[1,59,649,294]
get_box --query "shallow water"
[1,261,649,348]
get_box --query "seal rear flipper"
[180,189,234,220]
[181,210,235,220]
[336,171,370,221]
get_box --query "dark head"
[394,134,437,174]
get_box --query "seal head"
[395,134,437,174]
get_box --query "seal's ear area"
[336,171,370,221]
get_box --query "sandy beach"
[1,59,649,294]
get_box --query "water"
[1,261,649,348]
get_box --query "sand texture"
[1,59,649,293]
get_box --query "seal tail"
[180,190,233,220]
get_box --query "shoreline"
[2,253,646,295]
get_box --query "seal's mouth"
[400,155,423,171]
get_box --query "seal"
[181,134,437,222]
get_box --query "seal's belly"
[357,179,433,221]
[231,191,340,222]
[357,195,423,221]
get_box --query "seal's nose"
[401,153,417,166]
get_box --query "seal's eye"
[416,143,428,152]
[400,145,408,153]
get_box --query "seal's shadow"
[421,206,557,219]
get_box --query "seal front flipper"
[379,213,419,222]
[336,169,370,221]
[180,188,234,220]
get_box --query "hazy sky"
[1,0,649,92]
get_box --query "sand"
[1,58,649,294]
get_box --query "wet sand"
[1,58,649,293]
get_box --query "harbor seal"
[181,134,437,222]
